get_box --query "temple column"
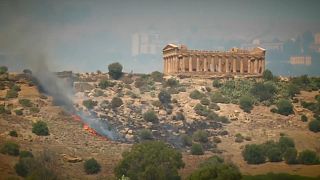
[196,56,200,72]
[232,57,236,73]
[261,59,265,73]
[204,56,208,72]
[218,57,222,73]
[181,56,185,72]
[164,58,167,74]
[247,59,251,74]
[225,57,229,73]
[240,57,244,74]
[189,55,193,72]
[210,56,214,72]
[254,59,258,74]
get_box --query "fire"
[83,124,98,135]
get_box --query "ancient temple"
[162,44,266,76]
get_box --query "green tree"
[84,158,101,174]
[191,143,204,155]
[108,62,123,80]
[139,129,153,140]
[308,120,320,132]
[276,99,294,116]
[6,89,18,98]
[1,142,20,156]
[143,110,158,123]
[150,71,163,82]
[19,99,33,107]
[0,66,8,74]
[181,134,192,147]
[298,150,319,165]
[82,99,98,110]
[239,95,254,113]
[158,90,171,104]
[192,130,208,143]
[278,136,295,153]
[212,79,222,88]
[283,147,297,164]
[287,84,300,98]
[200,97,210,105]
[262,69,273,81]
[266,147,282,162]
[32,121,49,136]
[242,144,266,164]
[114,141,185,180]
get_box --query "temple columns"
[204,57,208,72]
[240,57,244,74]
[189,56,193,72]
[218,58,222,73]
[232,57,236,73]
[225,58,229,73]
[196,56,200,72]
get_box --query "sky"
[0,0,320,73]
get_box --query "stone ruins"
[163,44,266,77]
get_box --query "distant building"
[241,39,283,52]
[131,32,161,56]
[310,32,320,53]
[290,56,312,65]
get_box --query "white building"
[131,32,161,56]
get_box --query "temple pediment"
[162,44,178,51]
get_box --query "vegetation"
[250,82,276,102]
[111,97,123,108]
[32,121,49,136]
[262,69,273,81]
[200,97,210,105]
[1,142,20,156]
[165,78,179,87]
[276,99,294,116]
[192,130,208,143]
[297,150,319,165]
[283,147,298,164]
[19,151,34,159]
[308,119,320,132]
[242,144,266,164]
[14,109,23,116]
[0,66,8,74]
[210,92,229,103]
[243,173,318,180]
[301,114,308,122]
[138,129,153,140]
[82,99,98,110]
[181,134,192,147]
[99,79,116,89]
[212,79,222,88]
[150,71,163,82]
[266,147,282,162]
[158,90,171,104]
[30,107,40,113]
[19,99,33,107]
[108,62,123,80]
[194,104,210,117]
[188,156,241,180]
[6,89,18,98]
[114,141,184,180]
[239,95,254,113]
[189,90,204,100]
[84,158,101,174]
[9,130,18,137]
[143,110,158,123]
[191,143,204,155]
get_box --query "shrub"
[14,109,23,116]
[287,84,300,98]
[150,71,163,82]
[12,85,21,92]
[165,78,179,87]
[0,105,5,114]
[139,129,153,140]
[270,107,278,113]
[15,159,30,177]
[84,158,101,174]
[200,97,210,105]
[121,76,134,84]
[194,104,210,117]
[158,90,171,104]
[143,110,158,123]
[242,144,265,164]
[108,62,123,80]
[308,120,320,132]
[284,147,297,164]
[9,130,18,137]
[189,90,204,100]
[250,82,276,102]
[111,97,123,108]
[114,141,184,180]
[262,69,273,81]
[213,137,222,143]
[82,99,98,110]
[301,114,308,122]
[6,89,18,98]
[212,79,222,88]
[19,151,34,159]
[266,147,282,162]
[174,112,185,120]
[181,134,192,147]
[32,121,49,136]
[276,99,293,116]
[99,79,115,89]
[193,130,208,143]
[151,100,162,108]
[191,143,204,155]
[278,136,295,153]
[208,103,220,111]
[210,92,229,103]
[298,150,319,165]
[218,116,230,124]
[1,142,20,156]
[30,107,40,113]
[235,134,244,143]
[239,95,254,113]
[0,66,8,74]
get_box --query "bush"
[121,76,134,84]
[250,82,276,102]
[210,92,229,103]
[1,142,20,156]
[191,143,204,155]
[218,116,230,124]
[194,104,210,117]
[32,121,49,136]
[284,147,297,164]
[99,79,115,89]
[139,129,153,140]
[301,114,308,122]
[298,150,319,165]
[15,158,30,177]
[114,141,184,180]
[287,84,300,98]
[266,147,282,162]
[212,79,222,88]
[143,110,158,123]
[30,107,40,113]
[189,90,204,100]
[242,144,265,164]
[193,130,208,143]
[108,62,123,80]
[262,69,273,81]
[276,99,293,116]
[6,89,18,98]
[150,71,163,82]
[84,158,101,174]
[165,78,179,87]
[82,99,98,110]
[181,134,192,147]
[200,97,210,105]
[111,97,123,108]
[9,130,18,137]
[14,109,23,116]
[208,102,220,111]
[0,105,5,114]
[278,136,295,153]
[12,85,21,92]
[158,90,171,104]
[239,95,254,113]
[19,151,34,159]
[308,120,320,132]
[0,66,8,74]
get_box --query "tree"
[242,144,266,164]
[181,134,192,147]
[284,147,297,164]
[191,143,204,155]
[165,78,179,87]
[0,142,20,156]
[0,66,8,74]
[308,120,320,132]
[150,71,163,82]
[276,99,293,116]
[266,147,282,162]
[114,141,185,180]
[84,158,101,174]
[9,130,18,137]
[250,82,276,102]
[32,121,49,136]
[239,95,254,113]
[262,69,273,81]
[158,90,171,104]
[278,136,295,153]
[15,158,31,177]
[139,129,153,140]
[111,97,123,108]
[143,110,158,123]
[192,130,208,143]
[212,79,222,88]
[298,150,319,165]
[82,99,98,110]
[108,62,123,80]
[287,84,300,98]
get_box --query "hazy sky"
[1,0,320,72]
